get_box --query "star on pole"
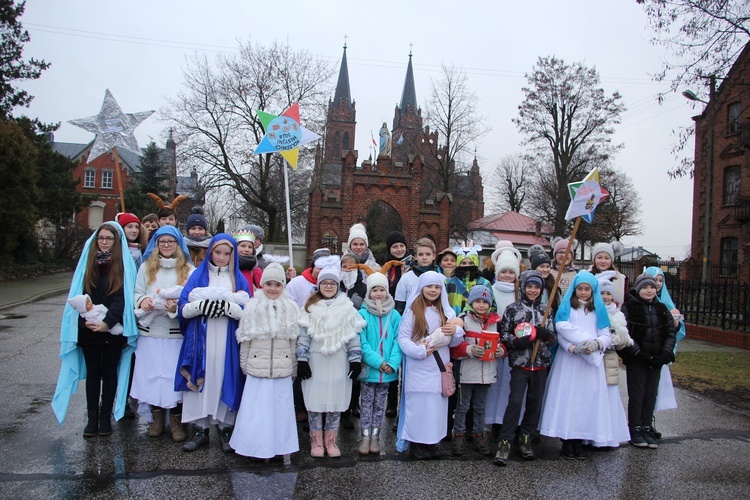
[253,102,320,168]
[69,89,154,163]
[565,167,610,223]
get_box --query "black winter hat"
[386,231,407,250]
[530,252,551,270]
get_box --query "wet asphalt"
[0,295,748,499]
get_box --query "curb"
[0,287,70,312]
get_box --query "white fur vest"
[298,294,366,355]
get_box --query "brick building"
[51,132,185,229]
[688,41,750,283]
[305,47,484,260]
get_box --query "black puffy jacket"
[619,290,676,365]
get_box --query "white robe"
[182,265,235,425]
[398,306,464,445]
[540,306,622,443]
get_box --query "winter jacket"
[297,293,364,362]
[604,306,631,385]
[77,262,126,347]
[236,289,301,379]
[134,257,193,339]
[451,310,502,384]
[358,299,402,384]
[445,273,493,316]
[499,289,557,370]
[619,290,676,366]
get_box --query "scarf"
[96,251,112,265]
[184,234,212,249]
[364,296,395,317]
[238,254,258,271]
[298,293,366,355]
[454,265,479,281]
[493,281,516,293]
[235,289,300,342]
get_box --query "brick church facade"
[305,47,484,260]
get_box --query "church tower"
[324,44,356,164]
[391,50,425,165]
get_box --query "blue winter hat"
[142,225,192,263]
[468,284,493,306]
[186,207,208,231]
[521,270,544,290]
[555,271,610,330]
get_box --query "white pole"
[283,159,295,270]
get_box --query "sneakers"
[519,434,536,461]
[493,439,511,466]
[630,426,649,448]
[451,434,466,456]
[473,433,492,456]
[641,426,659,449]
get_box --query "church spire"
[333,43,351,104]
[399,48,417,114]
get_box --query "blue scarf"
[174,233,249,412]
[555,271,610,330]
[142,225,193,264]
[52,221,139,423]
[644,266,686,352]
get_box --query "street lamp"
[683,76,716,283]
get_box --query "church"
[305,47,484,260]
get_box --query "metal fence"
[670,280,750,333]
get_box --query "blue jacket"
[358,303,402,384]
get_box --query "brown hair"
[142,213,158,224]
[145,241,191,286]
[410,293,447,343]
[304,290,326,313]
[570,287,596,313]
[84,224,124,296]
[414,237,436,255]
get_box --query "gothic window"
[728,102,741,134]
[342,132,350,152]
[723,166,741,206]
[333,132,340,157]
[720,237,738,276]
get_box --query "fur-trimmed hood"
[236,289,300,342]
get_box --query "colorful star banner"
[564,167,610,223]
[69,89,154,163]
[253,102,320,169]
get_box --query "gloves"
[468,344,485,358]
[635,350,654,363]
[496,342,508,359]
[514,336,534,350]
[610,334,622,347]
[225,301,243,320]
[651,351,672,367]
[582,339,601,354]
[348,361,362,380]
[536,326,554,342]
[572,344,588,355]
[297,361,312,380]
[200,300,226,318]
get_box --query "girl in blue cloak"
[175,233,250,452]
[644,266,686,425]
[52,222,139,437]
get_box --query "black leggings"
[81,344,122,414]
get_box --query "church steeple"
[333,44,351,105]
[399,49,417,114]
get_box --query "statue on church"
[379,122,391,156]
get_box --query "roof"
[51,140,173,175]
[620,246,659,261]
[468,210,554,234]
[51,141,88,160]
[399,53,417,113]
[333,46,351,104]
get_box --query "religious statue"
[379,122,391,156]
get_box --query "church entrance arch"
[365,200,403,261]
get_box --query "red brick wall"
[685,323,750,350]
[71,149,133,228]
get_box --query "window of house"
[723,166,741,205]
[101,170,113,189]
[83,169,95,188]
[728,102,742,134]
[720,237,738,276]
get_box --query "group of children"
[53,213,680,464]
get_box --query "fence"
[671,280,750,333]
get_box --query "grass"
[671,351,750,393]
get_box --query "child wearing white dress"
[396,271,465,460]
[296,257,365,458]
[540,271,620,460]
[230,263,301,459]
[67,294,123,335]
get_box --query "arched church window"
[342,132,350,152]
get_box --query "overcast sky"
[17,0,699,259]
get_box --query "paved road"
[0,295,748,499]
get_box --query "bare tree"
[424,63,489,192]
[488,154,528,214]
[636,0,749,178]
[596,168,644,241]
[162,41,334,242]
[514,56,625,236]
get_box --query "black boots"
[98,406,113,436]
[83,408,98,438]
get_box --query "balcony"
[736,196,750,222]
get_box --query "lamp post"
[683,76,716,283]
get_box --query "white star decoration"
[68,89,154,163]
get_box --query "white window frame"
[101,170,113,189]
[83,169,95,188]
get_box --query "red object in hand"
[514,322,537,342]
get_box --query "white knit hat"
[347,223,369,248]
[260,262,286,286]
[491,243,522,269]
[591,242,615,262]
[316,255,342,285]
[494,248,521,277]
[366,272,389,298]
